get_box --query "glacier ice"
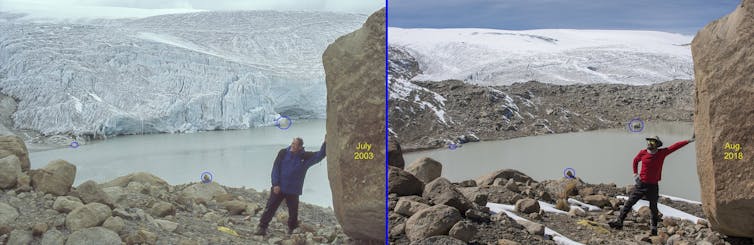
[389,27,694,86]
[0,11,365,138]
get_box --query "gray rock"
[65,203,112,231]
[465,208,491,223]
[583,194,610,207]
[0,155,21,189]
[53,196,84,213]
[0,135,30,171]
[405,204,462,242]
[149,201,176,217]
[179,182,227,204]
[124,229,157,245]
[323,8,386,242]
[515,198,540,214]
[388,166,423,196]
[7,229,33,245]
[99,172,170,190]
[459,180,477,187]
[30,159,76,196]
[476,169,535,186]
[222,200,247,215]
[154,219,179,232]
[412,235,466,245]
[0,202,19,225]
[66,227,121,245]
[394,198,431,217]
[423,177,473,214]
[405,157,443,184]
[516,219,545,236]
[102,216,125,234]
[40,229,66,245]
[75,180,113,207]
[448,220,477,242]
[504,179,520,193]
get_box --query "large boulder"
[515,198,540,214]
[388,166,423,196]
[691,0,754,238]
[30,159,76,196]
[0,202,19,225]
[66,227,121,245]
[75,180,114,207]
[65,203,112,231]
[99,172,170,190]
[388,135,405,169]
[405,204,462,242]
[0,135,30,171]
[53,196,84,213]
[0,155,21,189]
[178,182,227,204]
[405,157,442,184]
[323,8,386,242]
[423,177,473,214]
[476,169,535,186]
[394,198,431,217]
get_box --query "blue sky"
[388,0,740,35]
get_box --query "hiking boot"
[650,227,658,236]
[608,220,623,230]
[254,227,267,236]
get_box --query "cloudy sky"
[388,0,740,35]
[0,0,384,19]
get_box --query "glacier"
[389,27,694,86]
[0,11,366,138]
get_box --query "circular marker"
[69,141,80,148]
[563,168,576,179]
[448,143,458,150]
[275,116,292,130]
[627,118,644,133]
[200,171,213,184]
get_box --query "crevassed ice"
[0,11,366,137]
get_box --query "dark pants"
[618,182,659,229]
[258,188,299,230]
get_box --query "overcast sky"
[388,0,740,35]
[0,0,384,19]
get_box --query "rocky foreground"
[387,141,754,245]
[0,135,350,245]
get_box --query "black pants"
[258,188,299,230]
[618,182,659,229]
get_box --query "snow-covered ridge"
[0,11,365,137]
[389,27,694,86]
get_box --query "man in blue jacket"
[255,136,326,236]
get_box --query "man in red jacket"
[609,135,694,235]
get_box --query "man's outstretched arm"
[304,141,327,168]
[666,138,692,155]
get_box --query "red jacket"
[633,140,690,184]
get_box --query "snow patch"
[616,195,705,223]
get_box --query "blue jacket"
[271,142,326,195]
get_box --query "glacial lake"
[404,122,701,201]
[29,119,333,207]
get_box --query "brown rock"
[583,194,610,207]
[31,223,48,236]
[323,8,385,242]
[405,204,462,242]
[388,135,405,169]
[149,201,175,218]
[405,157,442,184]
[515,198,540,214]
[222,200,247,215]
[476,169,534,186]
[388,166,423,196]
[692,0,754,238]
[30,159,76,196]
[423,177,473,213]
[0,155,21,189]
[75,180,114,207]
[498,239,521,245]
[0,135,30,171]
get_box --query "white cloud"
[0,0,384,20]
